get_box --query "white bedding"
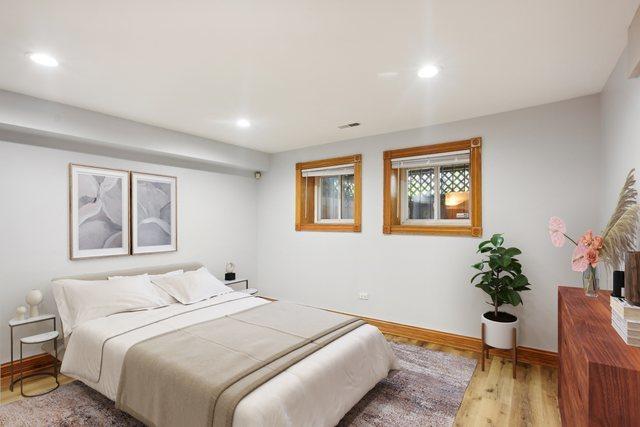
[61,292,397,427]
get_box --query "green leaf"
[496,289,509,304]
[475,283,494,295]
[479,246,493,253]
[472,262,484,270]
[510,262,522,274]
[505,247,522,257]
[500,255,512,268]
[507,290,523,306]
[470,272,486,283]
[512,274,528,288]
[478,240,493,250]
[491,234,504,247]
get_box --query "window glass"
[407,168,435,220]
[439,164,470,220]
[341,175,355,219]
[320,176,340,220]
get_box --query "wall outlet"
[358,292,369,300]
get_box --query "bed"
[54,263,397,427]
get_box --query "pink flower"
[586,248,599,267]
[591,235,604,250]
[571,242,589,272]
[548,217,567,247]
[580,230,594,247]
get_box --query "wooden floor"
[1,374,74,405]
[387,336,561,427]
[1,337,561,426]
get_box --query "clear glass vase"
[583,266,599,298]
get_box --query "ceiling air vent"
[338,122,360,129]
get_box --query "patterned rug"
[0,341,476,426]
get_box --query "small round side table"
[9,314,60,397]
[19,331,60,397]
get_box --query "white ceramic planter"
[481,312,519,349]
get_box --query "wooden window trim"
[383,137,482,237]
[295,154,362,232]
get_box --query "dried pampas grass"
[601,169,640,269]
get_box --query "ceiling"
[1,1,639,153]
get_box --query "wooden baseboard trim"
[1,353,59,386]
[260,295,557,367]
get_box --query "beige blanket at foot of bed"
[116,301,365,427]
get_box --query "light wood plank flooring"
[387,336,560,427]
[1,337,561,426]
[1,374,74,405]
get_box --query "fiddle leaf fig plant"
[471,233,532,320]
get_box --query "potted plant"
[471,233,532,349]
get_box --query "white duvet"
[61,292,397,427]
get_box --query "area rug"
[0,341,476,426]
[338,341,477,426]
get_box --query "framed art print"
[131,172,177,254]
[69,164,130,259]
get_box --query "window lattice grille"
[408,169,435,198]
[342,176,355,198]
[440,165,470,193]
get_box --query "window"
[383,138,482,236]
[295,155,361,232]
[316,174,354,222]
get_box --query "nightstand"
[8,314,60,397]
[224,278,250,291]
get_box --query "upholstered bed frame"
[53,262,204,282]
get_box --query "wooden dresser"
[558,286,640,426]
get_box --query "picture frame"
[69,164,130,260]
[131,172,177,254]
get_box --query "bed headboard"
[53,262,204,281]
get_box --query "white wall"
[257,95,601,352]
[0,141,258,363]
[600,47,640,271]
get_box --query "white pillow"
[152,267,231,304]
[52,276,167,337]
[109,270,183,305]
[51,279,75,339]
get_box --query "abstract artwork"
[69,164,130,259]
[131,172,177,254]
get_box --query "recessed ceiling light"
[417,65,439,79]
[28,52,59,67]
[236,118,251,128]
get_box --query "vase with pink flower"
[549,170,640,298]
[549,222,604,297]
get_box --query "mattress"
[61,292,397,427]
